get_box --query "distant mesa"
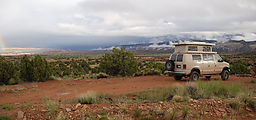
[0,48,59,56]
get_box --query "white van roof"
[173,42,215,46]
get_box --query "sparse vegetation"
[133,109,142,118]
[250,79,256,83]
[164,106,177,120]
[0,104,16,110]
[44,101,59,115]
[231,60,251,74]
[110,80,251,104]
[55,113,68,120]
[19,104,33,108]
[0,114,11,120]
[229,99,243,113]
[181,105,190,120]
[77,91,99,104]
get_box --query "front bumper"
[167,71,186,76]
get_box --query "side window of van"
[188,46,198,51]
[203,54,207,61]
[177,54,183,62]
[208,54,214,61]
[192,55,201,61]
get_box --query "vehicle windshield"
[215,54,223,61]
[171,54,177,61]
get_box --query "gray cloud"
[0,0,256,48]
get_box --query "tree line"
[0,47,166,85]
[1,47,253,85]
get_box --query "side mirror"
[218,59,223,62]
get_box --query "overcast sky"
[0,0,256,48]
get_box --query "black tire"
[190,71,200,81]
[221,70,229,80]
[174,76,182,80]
[205,76,211,80]
[165,60,175,71]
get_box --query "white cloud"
[0,0,256,48]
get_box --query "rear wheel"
[221,70,229,80]
[190,71,200,81]
[174,76,182,80]
[165,60,175,71]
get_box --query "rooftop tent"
[173,42,216,54]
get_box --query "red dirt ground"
[0,75,254,105]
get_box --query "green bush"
[99,46,138,76]
[231,60,250,74]
[0,57,18,85]
[136,62,165,76]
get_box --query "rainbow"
[0,36,6,52]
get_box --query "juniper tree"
[0,57,16,85]
[31,55,51,82]
[20,55,33,82]
[99,46,138,76]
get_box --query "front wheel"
[221,70,229,80]
[190,71,200,81]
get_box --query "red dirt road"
[0,75,254,105]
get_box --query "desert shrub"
[229,99,243,112]
[154,63,165,74]
[31,55,52,82]
[55,113,68,120]
[0,57,18,85]
[99,46,138,76]
[44,102,59,115]
[0,114,11,120]
[20,55,33,82]
[96,72,109,79]
[136,62,164,76]
[77,91,99,104]
[168,85,188,99]
[253,63,256,76]
[20,55,52,82]
[133,109,142,118]
[239,94,256,111]
[186,83,199,99]
[172,95,185,102]
[250,79,256,83]
[181,105,190,120]
[164,106,178,120]
[231,60,250,74]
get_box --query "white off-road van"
[165,42,230,81]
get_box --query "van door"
[214,54,224,74]
[207,54,215,74]
[202,54,214,74]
